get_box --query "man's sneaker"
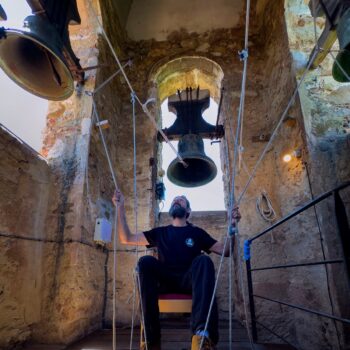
[140,341,161,350]
[191,334,217,350]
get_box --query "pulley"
[333,8,350,82]
[167,134,217,188]
[0,15,74,100]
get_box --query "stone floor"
[24,318,294,350]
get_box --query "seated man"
[112,191,241,350]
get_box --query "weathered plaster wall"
[285,1,350,348]
[0,126,51,349]
[31,0,108,345]
[126,0,244,41]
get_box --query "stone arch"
[151,56,224,103]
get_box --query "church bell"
[167,134,217,188]
[161,88,224,188]
[333,8,350,82]
[0,15,74,100]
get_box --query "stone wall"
[285,1,350,348]
[0,126,51,349]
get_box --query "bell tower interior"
[0,0,349,349]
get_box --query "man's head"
[169,195,191,219]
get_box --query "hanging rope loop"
[256,191,277,222]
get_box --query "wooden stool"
[140,293,192,346]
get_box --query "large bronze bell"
[162,89,223,188]
[167,134,217,188]
[0,15,74,100]
[333,8,350,82]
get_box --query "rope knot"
[130,91,136,104]
[238,49,249,61]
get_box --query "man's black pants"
[137,254,218,345]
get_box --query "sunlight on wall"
[160,98,225,212]
[0,1,48,153]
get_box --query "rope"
[112,209,117,350]
[229,235,233,350]
[86,0,186,168]
[136,267,149,349]
[225,0,255,346]
[237,0,251,172]
[200,0,254,348]
[92,99,119,350]
[237,47,320,205]
[200,234,231,349]
[129,92,140,349]
[256,191,277,222]
[93,60,132,95]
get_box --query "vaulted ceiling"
[114,0,273,41]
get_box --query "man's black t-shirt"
[143,224,217,273]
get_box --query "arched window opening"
[160,97,225,212]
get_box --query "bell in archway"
[0,15,74,100]
[160,88,223,188]
[167,134,217,188]
[332,8,350,82]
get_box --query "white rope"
[226,107,260,349]
[256,191,277,222]
[238,0,251,172]
[229,235,233,350]
[136,268,149,349]
[86,0,187,168]
[200,234,231,348]
[200,1,253,348]
[224,0,255,346]
[92,100,119,189]
[237,47,320,205]
[129,92,140,350]
[92,99,119,350]
[112,207,118,350]
[93,60,132,95]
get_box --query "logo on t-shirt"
[185,238,194,247]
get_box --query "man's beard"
[169,204,187,219]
